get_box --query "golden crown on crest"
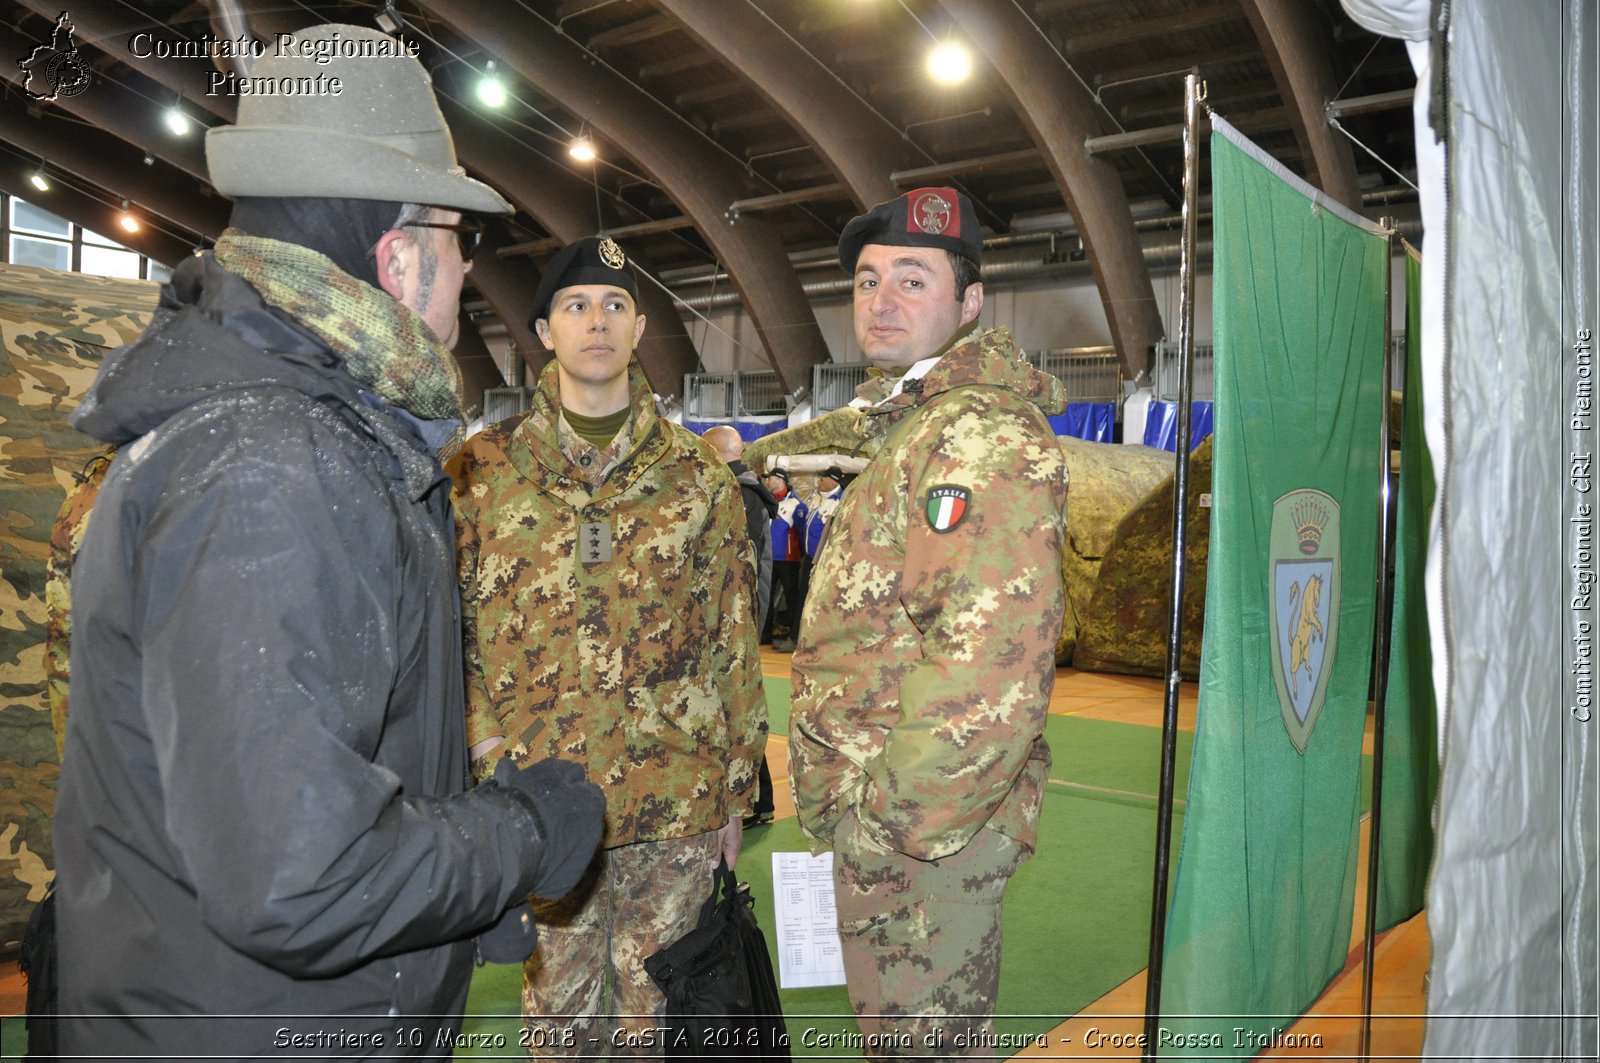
[1293,496,1329,555]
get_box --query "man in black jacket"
[52,24,603,1058]
[702,424,778,629]
[702,424,779,827]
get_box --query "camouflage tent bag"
[643,859,790,1059]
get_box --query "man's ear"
[372,228,412,301]
[959,281,984,327]
[534,318,555,351]
[631,313,647,347]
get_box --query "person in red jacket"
[764,467,809,652]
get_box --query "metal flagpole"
[1141,72,1205,1063]
[1358,218,1401,1062]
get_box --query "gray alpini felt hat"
[206,25,510,215]
[837,186,982,273]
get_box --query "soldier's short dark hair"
[948,252,981,302]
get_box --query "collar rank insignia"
[925,484,970,533]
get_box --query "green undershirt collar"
[562,405,631,450]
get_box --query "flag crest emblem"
[925,485,970,532]
[1268,488,1342,752]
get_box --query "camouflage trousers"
[522,829,721,1061]
[832,808,1024,1061]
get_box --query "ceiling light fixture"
[374,0,403,34]
[926,40,973,85]
[568,136,597,163]
[29,167,50,193]
[164,105,191,136]
[119,200,140,234]
[477,60,508,108]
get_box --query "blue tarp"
[683,418,788,441]
[1142,399,1214,452]
[1047,401,1116,442]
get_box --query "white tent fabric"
[1344,0,1599,1057]
[1341,0,1452,753]
[1426,3,1596,1058]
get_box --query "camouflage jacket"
[790,327,1069,861]
[44,446,115,759]
[453,360,766,847]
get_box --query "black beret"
[838,186,981,273]
[529,235,638,327]
[823,466,844,482]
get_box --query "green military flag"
[1158,118,1390,1057]
[1376,249,1438,931]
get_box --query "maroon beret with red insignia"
[837,186,981,272]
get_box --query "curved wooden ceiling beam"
[16,0,238,122]
[233,3,698,397]
[464,223,550,384]
[0,64,210,186]
[653,0,918,210]
[1238,0,1362,210]
[0,171,194,267]
[437,98,701,397]
[938,0,1165,377]
[0,107,226,243]
[415,0,832,396]
[449,308,508,415]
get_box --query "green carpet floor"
[16,683,1350,1061]
[452,711,1196,1057]
[762,674,792,736]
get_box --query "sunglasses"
[405,217,485,261]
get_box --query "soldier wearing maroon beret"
[790,187,1070,1057]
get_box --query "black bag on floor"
[644,858,790,1059]
[19,876,59,1062]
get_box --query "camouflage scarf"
[213,229,465,422]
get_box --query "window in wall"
[81,243,141,278]
[10,235,71,271]
[2,193,169,280]
[11,199,71,238]
[10,197,73,270]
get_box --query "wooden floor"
[3,656,1427,1059]
[764,650,1428,1060]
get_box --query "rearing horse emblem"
[1285,574,1325,699]
[1269,489,1341,753]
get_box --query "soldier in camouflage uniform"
[43,445,115,759]
[452,236,766,1059]
[789,188,1069,1058]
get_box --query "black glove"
[476,901,538,965]
[493,755,605,900]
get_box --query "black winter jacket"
[54,254,546,1058]
[728,458,776,629]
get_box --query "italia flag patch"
[925,485,971,533]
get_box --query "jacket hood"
[731,460,779,512]
[858,326,1068,420]
[71,253,368,446]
